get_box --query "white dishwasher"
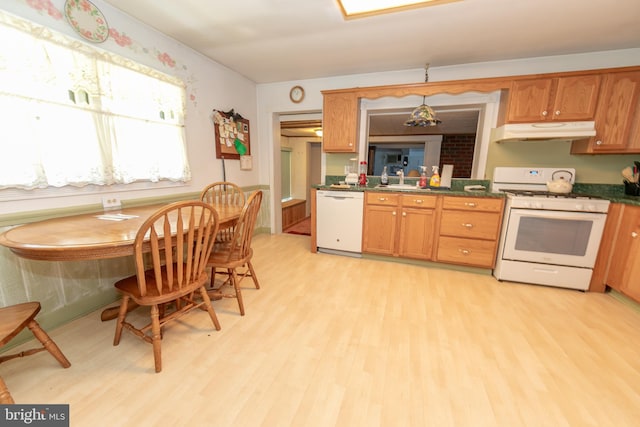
[316,190,364,256]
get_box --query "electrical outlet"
[102,196,122,210]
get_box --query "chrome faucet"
[396,169,404,185]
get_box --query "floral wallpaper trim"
[22,0,198,106]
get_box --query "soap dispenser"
[429,165,440,187]
[419,166,428,188]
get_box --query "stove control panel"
[510,197,610,213]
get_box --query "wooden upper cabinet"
[322,92,359,153]
[504,75,601,123]
[571,71,640,154]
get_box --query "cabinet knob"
[402,212,407,217]
[392,211,396,216]
[414,199,423,204]
[555,110,561,116]
[596,140,603,146]
[464,202,477,208]
[378,197,387,201]
[541,110,548,116]
[458,249,471,255]
[462,223,474,229]
[632,231,638,238]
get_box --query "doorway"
[278,112,323,234]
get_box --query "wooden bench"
[282,199,307,230]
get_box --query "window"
[281,148,292,201]
[0,11,189,193]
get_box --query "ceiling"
[101,0,640,137]
[102,0,639,84]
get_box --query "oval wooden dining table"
[0,203,242,261]
[0,202,243,320]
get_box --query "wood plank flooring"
[2,233,640,426]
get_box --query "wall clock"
[289,86,305,103]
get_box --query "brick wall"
[440,135,475,178]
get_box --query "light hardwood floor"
[2,233,640,426]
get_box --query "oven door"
[502,208,606,268]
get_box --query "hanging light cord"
[422,64,429,104]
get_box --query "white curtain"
[0,11,190,190]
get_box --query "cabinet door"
[362,205,397,255]
[506,75,600,123]
[552,75,601,121]
[398,207,436,260]
[505,78,553,122]
[572,71,640,153]
[608,205,640,299]
[322,92,359,153]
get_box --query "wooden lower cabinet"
[362,192,436,260]
[597,204,640,301]
[436,196,504,268]
[362,192,504,267]
[362,203,397,255]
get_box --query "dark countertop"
[316,177,640,206]
[315,184,504,198]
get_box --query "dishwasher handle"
[317,191,363,200]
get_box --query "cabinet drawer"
[400,194,437,209]
[442,196,503,213]
[437,236,497,268]
[366,192,400,206]
[439,211,501,240]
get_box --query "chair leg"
[208,266,216,288]
[27,320,71,368]
[231,270,245,316]
[150,305,162,373]
[0,376,15,404]
[113,296,130,346]
[247,260,260,289]
[198,287,221,331]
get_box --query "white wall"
[1,0,258,215]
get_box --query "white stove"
[492,167,610,291]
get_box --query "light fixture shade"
[404,103,441,127]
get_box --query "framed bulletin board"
[213,110,251,160]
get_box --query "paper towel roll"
[440,164,453,188]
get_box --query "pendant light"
[404,64,441,127]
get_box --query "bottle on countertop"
[380,166,389,185]
[429,165,440,187]
[419,166,428,188]
[358,161,368,186]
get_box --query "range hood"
[491,121,596,143]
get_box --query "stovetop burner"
[503,189,603,200]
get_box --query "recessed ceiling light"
[337,0,458,18]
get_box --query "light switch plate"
[102,196,122,210]
[240,155,253,170]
